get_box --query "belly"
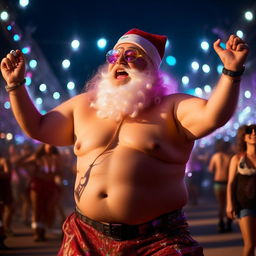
[75,146,188,224]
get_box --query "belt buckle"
[110,223,123,240]
[103,223,111,236]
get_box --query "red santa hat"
[114,28,167,68]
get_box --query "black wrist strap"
[222,67,245,77]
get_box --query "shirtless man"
[208,140,233,232]
[1,28,248,255]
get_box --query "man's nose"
[116,52,127,64]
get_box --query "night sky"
[1,0,255,90]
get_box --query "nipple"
[76,142,81,150]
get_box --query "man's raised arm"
[176,34,249,140]
[1,50,74,146]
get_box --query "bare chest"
[73,107,193,163]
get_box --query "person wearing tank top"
[227,124,256,256]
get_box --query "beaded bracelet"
[5,79,26,92]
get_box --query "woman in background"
[23,143,62,241]
[227,125,256,256]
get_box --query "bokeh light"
[71,39,80,50]
[244,11,253,21]
[0,11,9,21]
[97,38,107,49]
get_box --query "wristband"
[5,79,26,92]
[222,67,245,77]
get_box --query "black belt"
[75,208,183,241]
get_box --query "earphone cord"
[89,117,125,167]
[75,117,125,201]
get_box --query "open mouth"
[115,69,129,80]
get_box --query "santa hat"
[114,28,167,68]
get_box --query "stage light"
[195,87,203,96]
[215,134,222,139]
[244,90,251,99]
[233,122,239,129]
[13,34,21,41]
[19,0,29,8]
[39,83,47,92]
[202,64,210,73]
[6,133,13,141]
[97,38,107,49]
[236,30,244,38]
[181,76,189,85]
[15,134,25,144]
[22,46,31,54]
[223,136,230,142]
[71,39,80,50]
[245,106,251,113]
[7,25,12,31]
[67,81,75,90]
[230,131,237,137]
[62,59,70,69]
[4,101,10,109]
[191,61,199,71]
[53,92,60,100]
[36,97,43,105]
[200,41,209,51]
[166,56,176,66]
[0,11,9,21]
[244,11,253,21]
[29,59,37,69]
[204,84,212,93]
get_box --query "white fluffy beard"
[90,68,167,122]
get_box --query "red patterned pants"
[58,212,204,256]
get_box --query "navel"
[99,192,108,199]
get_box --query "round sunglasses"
[106,48,143,64]
[245,125,256,134]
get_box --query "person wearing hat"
[0,28,248,255]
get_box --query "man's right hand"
[0,49,26,86]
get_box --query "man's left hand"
[213,34,249,71]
